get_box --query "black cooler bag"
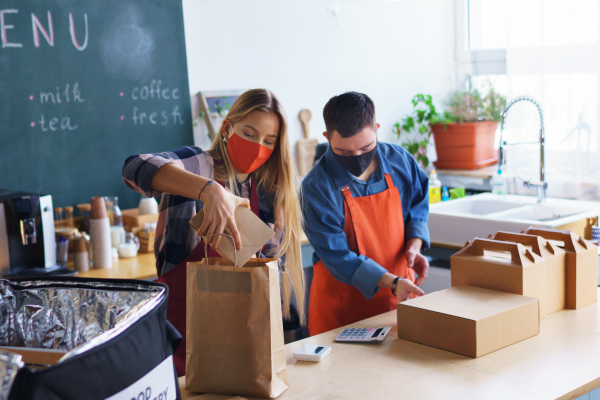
[0,277,181,400]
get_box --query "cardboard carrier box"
[524,227,598,310]
[397,285,539,358]
[451,238,548,319]
[489,231,567,316]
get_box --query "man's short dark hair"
[323,92,376,138]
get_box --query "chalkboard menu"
[0,0,193,210]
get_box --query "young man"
[301,92,430,336]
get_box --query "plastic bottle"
[441,186,450,202]
[491,167,508,199]
[429,169,442,204]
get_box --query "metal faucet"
[498,96,548,203]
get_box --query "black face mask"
[332,143,377,177]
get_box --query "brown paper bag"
[186,256,288,399]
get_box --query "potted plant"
[396,81,506,170]
[393,94,450,169]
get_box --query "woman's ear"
[222,119,233,139]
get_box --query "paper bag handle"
[204,233,237,268]
[523,227,580,251]
[460,238,528,264]
[491,231,543,249]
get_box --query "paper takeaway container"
[189,205,275,268]
[489,231,566,316]
[523,227,598,310]
[451,238,547,319]
[397,285,539,358]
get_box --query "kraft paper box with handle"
[451,238,548,319]
[186,252,288,399]
[489,231,567,316]
[397,285,539,358]
[523,227,598,309]
[189,205,275,267]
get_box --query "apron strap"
[341,174,394,199]
[384,174,395,189]
[341,186,353,200]
[215,175,259,217]
[250,174,259,216]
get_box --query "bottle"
[104,196,123,227]
[491,167,508,199]
[54,207,63,227]
[441,186,450,202]
[64,206,74,228]
[428,169,442,204]
[76,203,91,234]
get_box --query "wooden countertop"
[180,289,600,400]
[436,165,497,179]
[72,252,157,280]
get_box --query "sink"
[429,193,600,248]
[431,199,523,215]
[495,205,592,222]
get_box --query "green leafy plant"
[446,79,506,123]
[395,80,506,168]
[193,95,231,127]
[394,94,453,169]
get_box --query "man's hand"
[376,272,424,301]
[405,238,429,286]
[395,278,425,302]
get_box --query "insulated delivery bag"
[0,277,181,400]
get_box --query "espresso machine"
[0,189,72,277]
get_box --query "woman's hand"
[197,183,250,250]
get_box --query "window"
[459,0,600,199]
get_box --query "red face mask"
[226,133,274,173]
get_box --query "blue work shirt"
[301,141,430,300]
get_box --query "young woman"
[122,89,305,376]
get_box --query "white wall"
[182,0,457,154]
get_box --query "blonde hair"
[207,89,306,324]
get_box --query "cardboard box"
[451,238,548,319]
[0,346,66,365]
[489,231,567,315]
[189,206,274,268]
[397,285,539,358]
[122,208,159,231]
[132,227,155,253]
[524,227,598,309]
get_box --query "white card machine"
[293,345,331,362]
[335,326,391,343]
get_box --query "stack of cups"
[73,236,90,272]
[90,196,113,269]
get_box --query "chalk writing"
[32,12,54,47]
[0,9,88,50]
[69,13,88,51]
[40,83,84,104]
[132,106,183,126]
[131,80,179,100]
[1,9,22,48]
[38,114,78,131]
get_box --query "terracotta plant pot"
[431,121,498,170]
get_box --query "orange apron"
[308,174,414,336]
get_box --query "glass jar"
[76,203,91,234]
[118,232,140,258]
[104,196,123,227]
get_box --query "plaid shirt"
[122,146,281,276]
